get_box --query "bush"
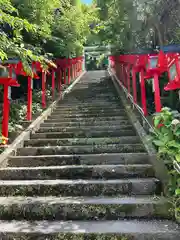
[150,107,180,221]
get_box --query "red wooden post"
[123,65,126,86]
[58,69,61,93]
[132,68,137,104]
[42,71,46,108]
[63,68,66,84]
[127,65,131,94]
[153,73,161,112]
[27,76,33,121]
[68,67,71,84]
[2,85,10,142]
[73,62,75,78]
[52,70,55,99]
[72,63,74,79]
[140,69,148,116]
[75,59,77,77]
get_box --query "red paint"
[2,85,10,143]
[52,70,55,99]
[27,76,33,121]
[58,69,62,93]
[140,70,148,116]
[68,67,71,84]
[42,71,46,108]
[127,65,131,94]
[153,73,161,112]
[132,68,137,104]
[63,68,66,84]
[1,66,20,144]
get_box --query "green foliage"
[150,107,180,222]
[0,0,99,73]
[0,0,53,75]
[46,2,99,57]
[93,0,132,50]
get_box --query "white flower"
[171,119,180,125]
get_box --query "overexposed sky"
[82,0,92,4]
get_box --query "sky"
[82,0,92,4]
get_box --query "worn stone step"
[44,115,129,123]
[17,144,146,156]
[31,129,136,139]
[36,125,134,133]
[0,178,160,196]
[0,220,179,240]
[55,105,124,110]
[58,103,122,108]
[54,108,125,114]
[24,136,141,147]
[40,119,131,127]
[62,95,119,100]
[8,153,150,167]
[59,98,121,103]
[0,164,154,180]
[0,196,172,221]
[61,98,120,104]
[49,112,127,118]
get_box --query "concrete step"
[0,164,154,180]
[16,144,146,156]
[44,115,129,122]
[8,153,150,167]
[24,136,141,147]
[0,196,172,221]
[49,112,127,118]
[40,119,131,127]
[0,178,160,196]
[0,220,179,239]
[31,130,136,139]
[36,125,134,133]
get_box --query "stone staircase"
[0,71,179,239]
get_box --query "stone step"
[36,125,134,133]
[0,178,160,196]
[44,115,129,122]
[0,220,179,240]
[0,164,154,180]
[40,119,131,127]
[31,129,136,139]
[8,153,150,167]
[24,136,141,147]
[61,98,120,103]
[67,93,116,97]
[0,196,172,221]
[58,102,122,108]
[49,112,127,118]
[55,105,124,110]
[62,95,119,100]
[17,144,146,156]
[59,98,121,103]
[54,108,125,114]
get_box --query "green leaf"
[153,140,165,147]
[175,154,180,162]
[175,189,180,196]
[154,116,161,128]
